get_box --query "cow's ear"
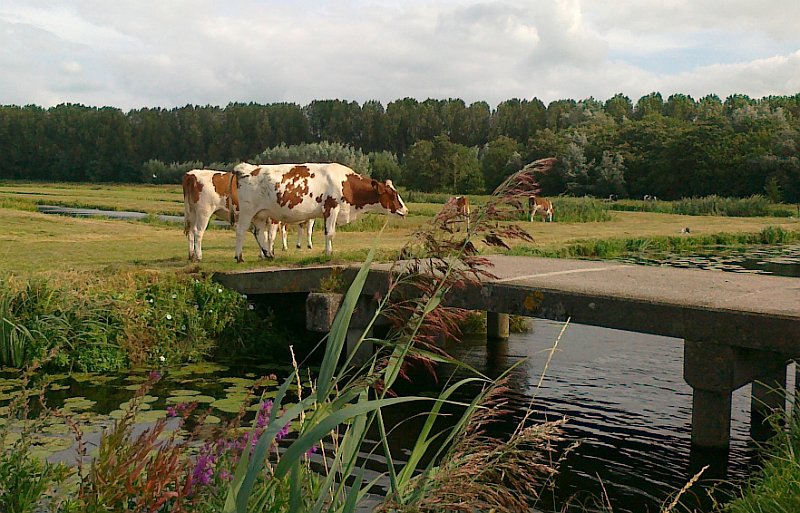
[371,179,380,191]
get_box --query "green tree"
[604,93,633,122]
[634,92,664,118]
[480,136,521,193]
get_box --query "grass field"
[1,181,799,275]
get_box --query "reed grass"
[723,405,800,513]
[612,195,796,218]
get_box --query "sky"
[1,0,799,111]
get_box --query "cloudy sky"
[1,0,798,110]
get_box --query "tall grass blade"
[317,243,377,402]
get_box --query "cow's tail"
[228,171,238,226]
[181,173,191,235]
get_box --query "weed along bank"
[215,254,800,473]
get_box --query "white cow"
[232,162,408,261]
[182,169,312,261]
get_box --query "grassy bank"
[508,226,800,260]
[723,407,800,512]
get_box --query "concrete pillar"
[751,364,787,442]
[684,341,736,452]
[487,312,510,340]
[347,327,374,367]
[691,388,733,449]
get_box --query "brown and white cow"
[528,196,554,222]
[443,196,470,231]
[182,170,312,261]
[232,162,408,260]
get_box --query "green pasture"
[1,181,799,275]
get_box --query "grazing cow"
[443,196,471,231]
[182,170,311,261]
[528,196,554,222]
[232,162,408,260]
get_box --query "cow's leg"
[251,217,271,258]
[280,223,288,251]
[306,219,314,249]
[190,208,214,262]
[265,222,279,258]
[323,207,340,256]
[234,210,255,263]
[295,222,304,249]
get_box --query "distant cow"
[232,162,408,260]
[528,196,554,222]
[644,194,658,202]
[443,196,471,231]
[182,170,312,261]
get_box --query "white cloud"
[0,0,797,110]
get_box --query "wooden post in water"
[487,312,510,340]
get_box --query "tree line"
[1,93,799,201]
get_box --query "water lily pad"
[49,383,70,391]
[119,400,152,411]
[136,409,170,423]
[169,389,201,396]
[219,377,255,387]
[62,397,97,412]
[211,397,247,414]
[167,395,215,405]
[29,436,73,459]
[168,362,228,377]
[88,376,116,385]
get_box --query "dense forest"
[1,92,799,201]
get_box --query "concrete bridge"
[215,255,800,471]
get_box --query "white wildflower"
[166,314,172,320]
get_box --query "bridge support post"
[306,292,379,366]
[751,364,787,442]
[487,312,509,340]
[685,340,792,459]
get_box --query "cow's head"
[372,179,408,217]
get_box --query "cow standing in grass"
[182,169,311,261]
[528,196,554,222]
[232,162,408,260]
[443,196,471,231]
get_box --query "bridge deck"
[215,255,799,353]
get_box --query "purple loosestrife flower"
[166,406,177,417]
[256,400,274,429]
[192,444,217,489]
[305,444,318,458]
[276,422,290,442]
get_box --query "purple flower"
[166,406,177,417]
[256,400,273,429]
[305,444,318,458]
[192,444,217,488]
[276,422,290,442]
[149,370,162,381]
